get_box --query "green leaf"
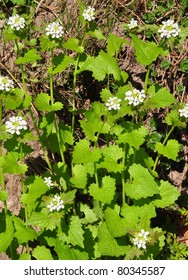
[26,211,62,231]
[63,38,84,53]
[0,215,14,253]
[55,240,88,260]
[131,34,168,66]
[89,176,116,204]
[49,54,74,75]
[13,217,37,244]
[34,93,63,112]
[11,0,25,5]
[80,203,98,224]
[70,164,88,189]
[155,139,180,161]
[107,33,126,56]
[2,152,28,174]
[16,49,41,64]
[61,190,77,205]
[125,164,159,199]
[146,86,175,109]
[98,145,124,172]
[88,29,106,40]
[32,246,53,260]
[97,223,129,257]
[20,176,48,215]
[0,190,8,202]
[78,50,121,81]
[118,123,148,150]
[165,109,186,128]
[105,207,128,237]
[68,216,84,248]
[72,139,101,164]
[40,35,58,51]
[154,180,180,208]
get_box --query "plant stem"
[153,125,174,172]
[144,64,151,93]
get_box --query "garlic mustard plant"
[158,19,180,39]
[132,229,150,249]
[46,22,64,39]
[7,14,25,30]
[0,75,14,91]
[125,88,146,106]
[127,19,138,29]
[44,177,54,188]
[83,6,95,21]
[105,96,121,110]
[179,103,188,118]
[5,116,27,135]
[47,195,65,212]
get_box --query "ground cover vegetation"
[0,0,188,260]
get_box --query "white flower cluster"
[158,19,180,39]
[179,103,188,118]
[83,6,95,22]
[44,177,54,188]
[128,19,138,29]
[125,88,146,106]
[7,14,25,30]
[46,22,64,39]
[105,96,121,111]
[5,116,27,135]
[0,75,14,91]
[47,194,65,212]
[132,229,149,250]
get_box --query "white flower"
[0,76,14,91]
[5,116,27,135]
[46,22,64,39]
[128,19,138,29]
[44,177,54,188]
[179,103,188,118]
[83,6,95,22]
[7,14,25,30]
[105,96,121,111]
[47,194,64,212]
[158,19,180,39]
[132,229,149,250]
[125,88,146,106]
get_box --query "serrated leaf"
[97,223,129,257]
[34,93,63,112]
[72,139,101,164]
[118,123,148,150]
[80,203,98,224]
[68,216,84,248]
[146,86,175,109]
[13,217,37,244]
[125,164,159,199]
[88,29,106,40]
[11,0,25,4]
[32,246,53,260]
[165,109,186,128]
[89,176,116,204]
[61,190,77,205]
[63,38,84,53]
[49,54,74,75]
[55,240,88,260]
[20,176,48,215]
[0,215,14,253]
[40,35,58,51]
[26,211,62,231]
[3,152,28,174]
[155,139,180,160]
[70,164,88,189]
[78,50,121,81]
[105,207,128,237]
[98,145,124,172]
[131,34,168,66]
[154,180,180,208]
[16,49,41,64]
[107,33,125,56]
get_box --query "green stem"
[121,143,127,205]
[49,48,66,164]
[144,64,151,93]
[153,126,174,172]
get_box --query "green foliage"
[0,3,187,261]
